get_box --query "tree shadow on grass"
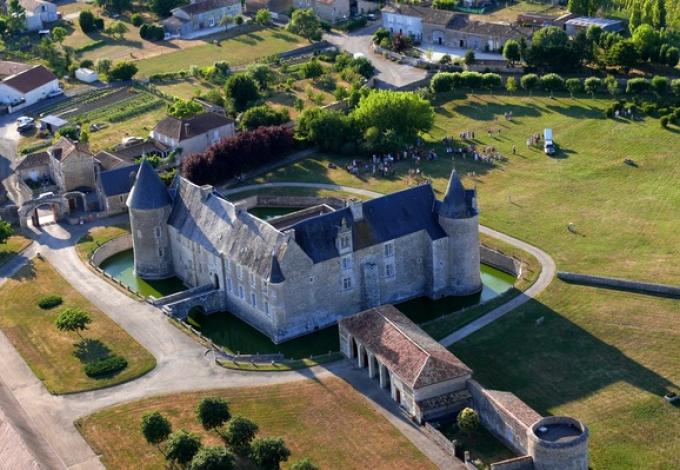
[232,33,265,46]
[545,104,604,120]
[73,338,112,364]
[454,102,542,121]
[270,31,300,43]
[11,260,37,282]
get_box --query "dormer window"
[340,235,350,249]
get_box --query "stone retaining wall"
[557,272,680,298]
[422,422,456,457]
[490,456,535,470]
[480,246,521,276]
[90,233,132,267]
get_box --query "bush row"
[107,99,164,123]
[37,295,63,309]
[73,40,106,54]
[84,354,128,378]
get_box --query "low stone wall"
[480,246,521,277]
[490,456,535,470]
[422,422,456,457]
[90,233,132,267]
[557,272,680,297]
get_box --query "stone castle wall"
[439,215,482,296]
[130,206,173,279]
[90,233,132,266]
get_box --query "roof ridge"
[380,309,432,360]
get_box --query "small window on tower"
[154,227,161,238]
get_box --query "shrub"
[457,407,480,434]
[301,59,324,79]
[140,23,164,41]
[131,13,144,27]
[79,59,94,69]
[660,115,669,128]
[94,17,104,30]
[430,72,456,94]
[240,105,290,130]
[37,295,63,309]
[433,0,456,10]
[316,73,336,91]
[108,61,138,81]
[79,10,96,33]
[84,354,128,378]
[74,40,106,54]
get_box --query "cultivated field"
[77,378,435,470]
[0,258,155,394]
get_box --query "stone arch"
[63,191,88,213]
[18,196,69,228]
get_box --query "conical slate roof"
[126,160,172,210]
[439,169,468,218]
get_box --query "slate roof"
[127,160,172,210]
[15,151,49,171]
[438,170,477,218]
[153,112,234,142]
[175,0,239,16]
[3,65,57,94]
[99,164,140,197]
[339,305,472,389]
[168,178,289,280]
[290,184,446,264]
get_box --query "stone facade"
[162,0,243,39]
[293,0,351,23]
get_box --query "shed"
[40,115,68,133]
[75,68,98,83]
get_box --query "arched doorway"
[213,273,220,289]
[351,337,358,359]
[63,191,88,215]
[19,196,68,228]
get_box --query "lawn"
[154,78,217,101]
[134,29,307,78]
[252,92,680,467]
[472,0,566,22]
[0,235,32,268]
[76,224,130,261]
[0,258,155,394]
[76,377,436,470]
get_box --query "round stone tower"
[527,416,589,470]
[437,170,482,296]
[126,160,174,280]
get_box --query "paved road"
[324,24,427,89]
[0,219,464,469]
[224,182,556,348]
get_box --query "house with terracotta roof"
[161,0,243,39]
[0,64,60,112]
[150,112,234,161]
[339,305,473,422]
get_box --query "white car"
[47,89,64,98]
[121,136,144,147]
[16,116,35,132]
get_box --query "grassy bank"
[0,235,32,268]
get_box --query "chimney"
[199,184,213,201]
[349,201,363,221]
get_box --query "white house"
[0,65,60,112]
[150,112,235,160]
[20,0,59,32]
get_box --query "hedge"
[73,40,106,54]
[84,354,128,378]
[37,295,63,309]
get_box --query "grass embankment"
[76,378,435,470]
[76,224,130,262]
[0,235,32,268]
[254,93,680,467]
[0,258,155,394]
[135,29,307,78]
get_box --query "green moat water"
[99,250,186,298]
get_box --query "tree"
[565,78,583,98]
[151,0,185,16]
[290,458,320,470]
[54,308,92,338]
[651,75,669,95]
[0,219,13,244]
[296,108,355,152]
[240,106,289,130]
[79,10,97,33]
[131,13,144,27]
[520,73,539,95]
[632,24,660,62]
[481,73,502,95]
[391,33,412,53]
[604,75,619,97]
[165,430,202,467]
[140,411,172,452]
[251,437,291,470]
[223,416,259,456]
[51,27,67,45]
[225,74,259,112]
[189,446,235,470]
[167,98,203,119]
[106,20,129,39]
[235,15,244,26]
[664,46,679,67]
[651,0,666,29]
[107,61,138,81]
[196,397,231,432]
[541,73,564,97]
[96,58,112,75]
[372,27,389,45]
[0,18,7,37]
[287,8,321,42]
[461,71,482,93]
[79,128,90,143]
[254,8,272,25]
[671,79,680,97]
[247,63,275,90]
[626,77,651,95]
[464,49,476,66]
[457,407,480,434]
[607,39,639,70]
[527,26,579,71]
[629,2,642,32]
[6,0,26,36]
[300,59,324,79]
[430,72,456,94]
[220,14,234,27]
[351,90,434,153]
[584,76,602,97]
[503,40,521,66]
[97,0,132,13]
[505,76,518,94]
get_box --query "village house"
[381,4,529,52]
[0,63,60,112]
[292,0,351,23]
[150,112,235,161]
[245,0,292,20]
[96,163,140,216]
[19,0,58,32]
[162,0,243,39]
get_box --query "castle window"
[265,301,270,315]
[249,271,256,287]
[227,278,233,293]
[261,280,268,295]
[385,263,395,278]
[158,247,164,258]
[342,277,352,291]
[225,259,231,271]
[384,242,394,258]
[154,227,161,238]
[340,235,350,250]
[237,265,243,280]
[341,256,352,271]
[238,285,244,299]
[309,276,314,283]
[250,293,257,308]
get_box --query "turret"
[437,170,482,296]
[126,160,174,280]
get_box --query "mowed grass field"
[135,29,307,78]
[77,377,435,470]
[0,258,155,394]
[253,93,680,468]
[0,235,31,267]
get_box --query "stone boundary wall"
[480,246,521,277]
[422,422,456,457]
[90,233,132,267]
[490,456,534,470]
[557,272,680,298]
[467,380,541,456]
[150,284,213,306]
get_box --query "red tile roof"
[3,65,58,94]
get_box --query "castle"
[127,161,482,343]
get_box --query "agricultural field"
[76,378,435,470]
[0,258,155,394]
[253,92,680,468]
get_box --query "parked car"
[121,136,144,147]
[16,116,35,132]
[47,88,64,98]
[543,128,555,155]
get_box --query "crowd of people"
[342,144,440,177]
